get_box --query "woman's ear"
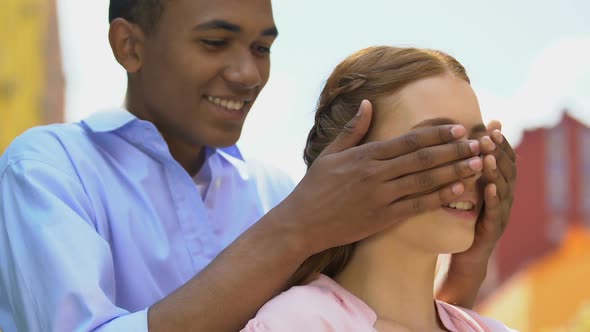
[108,18,145,73]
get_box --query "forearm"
[434,256,488,309]
[147,208,309,332]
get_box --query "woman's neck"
[334,231,445,331]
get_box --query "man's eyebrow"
[193,19,278,37]
[411,117,487,134]
[194,20,241,32]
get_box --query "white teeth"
[445,201,473,211]
[206,95,245,111]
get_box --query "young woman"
[242,46,516,332]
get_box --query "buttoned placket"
[205,153,222,237]
[200,151,233,260]
[124,122,215,276]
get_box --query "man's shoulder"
[246,159,295,189]
[238,158,296,207]
[1,122,89,171]
[2,109,136,168]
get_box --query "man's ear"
[108,18,145,73]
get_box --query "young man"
[0,0,516,331]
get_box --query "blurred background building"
[476,113,590,331]
[1,1,589,331]
[0,0,64,152]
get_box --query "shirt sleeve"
[240,318,271,332]
[0,158,149,332]
[461,306,520,332]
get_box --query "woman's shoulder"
[241,274,376,332]
[435,301,519,332]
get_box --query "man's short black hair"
[109,0,165,32]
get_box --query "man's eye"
[255,45,271,55]
[201,39,227,47]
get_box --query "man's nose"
[223,52,263,90]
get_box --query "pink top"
[242,274,517,332]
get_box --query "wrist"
[261,203,315,262]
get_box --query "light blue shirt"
[0,110,295,331]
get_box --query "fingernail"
[469,157,483,170]
[451,125,466,138]
[493,130,504,143]
[484,136,496,151]
[356,101,366,117]
[491,184,497,197]
[469,140,480,154]
[452,183,464,195]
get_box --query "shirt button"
[215,179,221,189]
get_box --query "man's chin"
[205,132,242,149]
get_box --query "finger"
[492,129,516,162]
[388,182,465,220]
[484,183,500,209]
[481,154,498,183]
[481,183,510,234]
[319,100,373,157]
[481,154,511,200]
[369,124,467,160]
[481,183,502,224]
[487,120,502,132]
[381,140,481,180]
[479,136,497,155]
[493,170,510,201]
[492,146,517,183]
[490,129,504,145]
[388,156,483,200]
[490,165,511,200]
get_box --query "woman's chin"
[436,236,476,254]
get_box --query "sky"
[56,0,590,182]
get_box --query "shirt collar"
[216,145,244,162]
[81,108,137,133]
[216,146,248,179]
[82,108,247,170]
